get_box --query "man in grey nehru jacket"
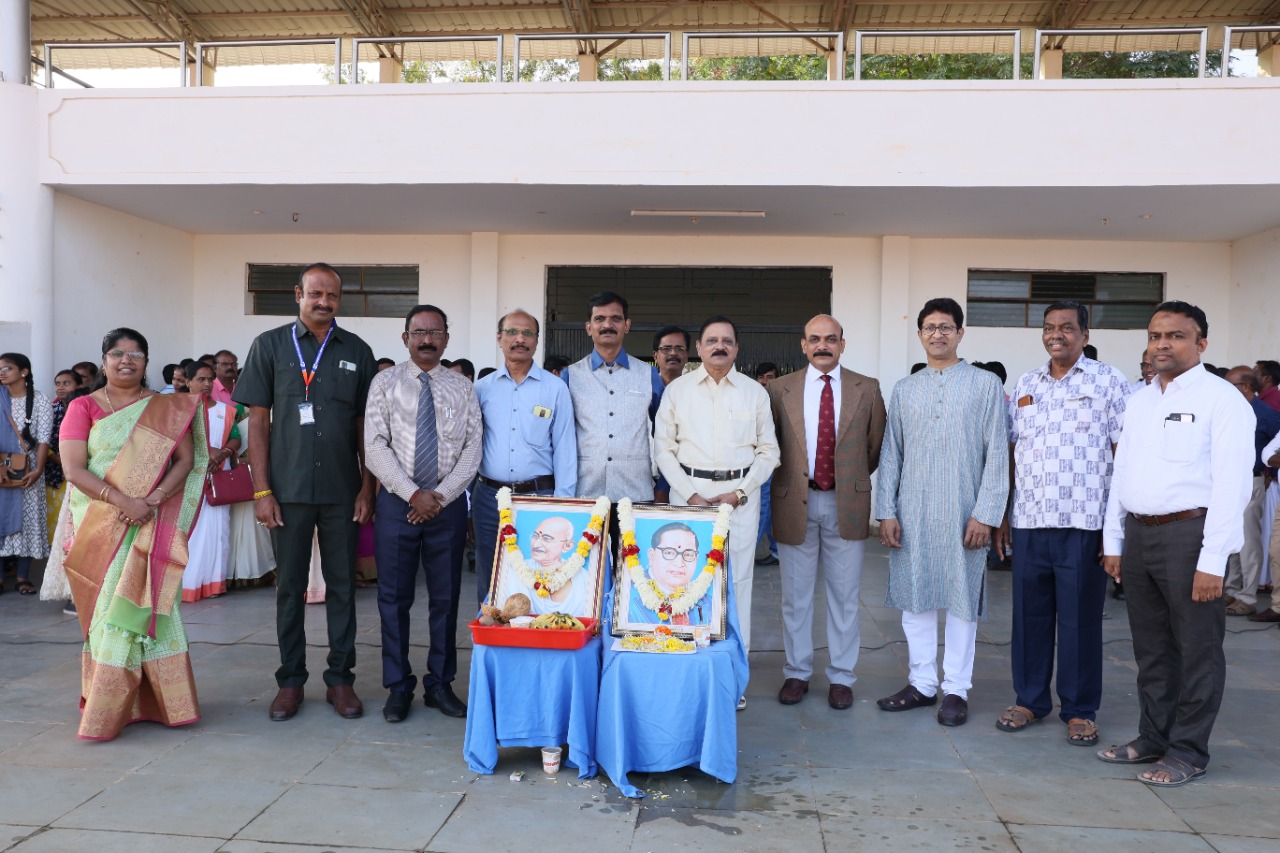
[565,291,664,503]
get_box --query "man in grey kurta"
[875,297,1009,727]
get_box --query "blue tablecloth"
[463,636,602,779]
[595,571,750,798]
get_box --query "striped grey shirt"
[364,361,482,507]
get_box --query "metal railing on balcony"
[352,35,506,83]
[681,31,845,81]
[43,41,187,88]
[32,26,1277,90]
[194,39,342,87]
[1033,28,1210,79]
[1222,25,1280,77]
[852,30,1023,81]
[514,33,672,82]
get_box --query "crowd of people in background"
[3,266,1276,790]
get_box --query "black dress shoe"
[424,684,467,718]
[383,690,413,723]
[937,693,969,727]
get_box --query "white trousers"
[777,489,865,687]
[674,478,760,653]
[901,609,978,700]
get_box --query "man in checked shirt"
[364,304,482,723]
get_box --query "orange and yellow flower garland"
[497,489,611,598]
[618,498,732,621]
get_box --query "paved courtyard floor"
[1,544,1278,852]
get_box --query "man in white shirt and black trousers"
[1099,300,1255,787]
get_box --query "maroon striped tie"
[815,375,835,490]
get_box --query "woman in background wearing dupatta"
[58,328,209,741]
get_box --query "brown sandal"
[1066,718,1099,746]
[1224,599,1256,616]
[996,705,1041,732]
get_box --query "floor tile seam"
[33,768,133,829]
[220,777,300,842]
[417,787,473,853]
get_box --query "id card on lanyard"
[294,320,335,426]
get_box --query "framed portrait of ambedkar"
[612,501,731,641]
[486,492,610,621]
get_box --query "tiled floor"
[2,545,1277,852]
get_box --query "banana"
[529,612,586,630]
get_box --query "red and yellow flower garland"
[497,488,611,598]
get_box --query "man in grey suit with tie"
[768,315,887,709]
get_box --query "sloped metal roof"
[30,0,1280,70]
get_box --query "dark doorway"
[545,266,832,375]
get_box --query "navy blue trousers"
[1010,527,1108,722]
[375,490,467,694]
[471,479,553,609]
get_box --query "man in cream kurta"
[655,316,780,663]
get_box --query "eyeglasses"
[657,346,687,355]
[501,328,537,339]
[216,360,238,367]
[0,366,16,374]
[407,330,448,340]
[920,325,958,336]
[106,349,146,361]
[656,547,698,563]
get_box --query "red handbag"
[207,463,254,506]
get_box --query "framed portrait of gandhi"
[612,502,730,641]
[487,495,609,621]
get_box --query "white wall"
[181,231,1237,388]
[1229,225,1280,365]
[905,237,1232,389]
[37,80,1280,190]
[192,234,472,365]
[0,84,53,381]
[52,193,194,390]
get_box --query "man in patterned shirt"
[993,300,1129,746]
[364,304,482,722]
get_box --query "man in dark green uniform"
[234,262,378,721]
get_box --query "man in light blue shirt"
[473,309,577,607]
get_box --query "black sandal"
[877,684,938,712]
[16,580,37,595]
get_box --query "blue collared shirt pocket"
[521,409,553,448]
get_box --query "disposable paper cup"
[692,626,711,648]
[541,746,563,775]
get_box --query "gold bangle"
[154,486,169,498]
[253,489,273,500]
[99,485,111,502]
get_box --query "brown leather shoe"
[828,684,854,710]
[1247,608,1280,623]
[778,678,809,705]
[937,693,969,727]
[326,684,364,719]
[269,686,303,721]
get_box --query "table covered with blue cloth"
[595,572,750,798]
[463,635,602,779]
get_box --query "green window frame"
[247,263,419,318]
[966,269,1164,329]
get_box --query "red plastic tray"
[469,617,598,650]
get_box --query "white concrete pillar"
[0,0,31,85]
[877,236,912,383]
[191,62,215,87]
[469,232,500,370]
[827,49,844,81]
[377,56,403,84]
[1039,48,1064,80]
[1258,44,1276,78]
[578,52,597,81]
[0,84,54,381]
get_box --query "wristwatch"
[733,488,748,506]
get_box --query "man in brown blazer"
[768,315,887,709]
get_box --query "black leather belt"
[808,479,835,491]
[477,474,555,494]
[1130,508,1208,527]
[680,464,748,482]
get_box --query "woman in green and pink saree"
[57,328,208,741]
